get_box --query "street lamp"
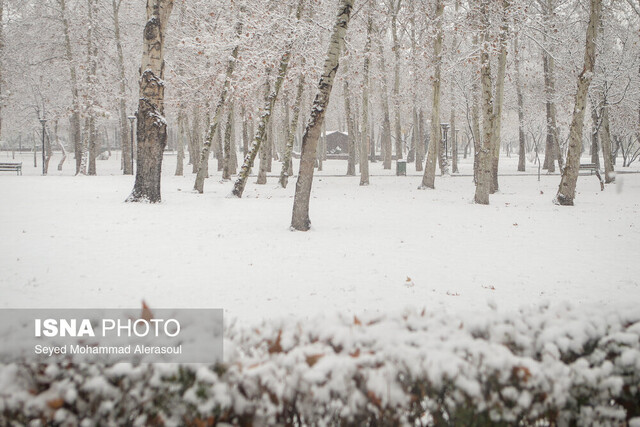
[440,123,450,159]
[39,118,48,176]
[127,114,136,173]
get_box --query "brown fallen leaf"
[268,330,283,354]
[141,300,153,322]
[306,353,324,367]
[47,398,64,410]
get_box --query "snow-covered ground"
[1,151,639,324]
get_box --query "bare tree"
[291,0,354,231]
[360,12,372,186]
[112,0,131,175]
[126,0,175,203]
[514,35,526,172]
[555,0,603,205]
[194,17,242,193]
[420,0,444,189]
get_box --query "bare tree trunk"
[174,1,186,177]
[318,122,325,171]
[600,103,614,183]
[474,1,495,205]
[590,108,601,169]
[471,37,482,184]
[391,0,403,162]
[55,121,67,171]
[87,0,98,176]
[126,0,174,203]
[542,52,560,172]
[241,105,249,158]
[555,0,602,205]
[514,36,526,172]
[232,51,292,197]
[280,72,305,188]
[344,60,356,176]
[418,108,425,168]
[229,108,237,175]
[541,0,563,173]
[223,103,235,180]
[291,0,353,231]
[193,18,242,193]
[232,0,304,196]
[58,0,82,175]
[44,126,52,174]
[359,14,372,186]
[112,0,131,175]
[215,118,223,171]
[377,42,393,170]
[490,0,509,193]
[409,2,421,171]
[175,109,185,176]
[192,106,205,175]
[256,76,273,185]
[420,0,443,189]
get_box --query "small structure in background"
[396,159,406,176]
[325,131,349,156]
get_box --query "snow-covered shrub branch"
[1,303,639,425]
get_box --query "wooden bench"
[579,163,604,191]
[0,162,22,175]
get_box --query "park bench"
[0,162,22,175]
[579,163,604,191]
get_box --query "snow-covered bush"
[1,303,639,426]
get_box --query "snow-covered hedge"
[1,303,639,426]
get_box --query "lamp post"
[127,114,136,173]
[440,123,450,159]
[39,118,48,175]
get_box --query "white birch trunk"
[291,0,354,231]
[555,0,602,205]
[126,0,174,203]
[420,0,443,189]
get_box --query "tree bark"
[58,0,83,175]
[87,0,98,176]
[359,14,372,186]
[54,121,67,171]
[175,109,185,175]
[257,79,272,185]
[391,0,403,162]
[291,0,353,231]
[279,72,305,188]
[126,0,174,203]
[343,59,356,176]
[112,0,131,175]
[474,1,495,205]
[231,50,292,197]
[489,0,509,193]
[232,0,304,196]
[514,36,526,172]
[471,36,482,184]
[420,0,443,189]
[377,41,393,170]
[192,106,204,175]
[410,2,421,171]
[223,103,235,180]
[600,102,614,183]
[555,0,602,205]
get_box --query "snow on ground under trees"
[0,151,639,325]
